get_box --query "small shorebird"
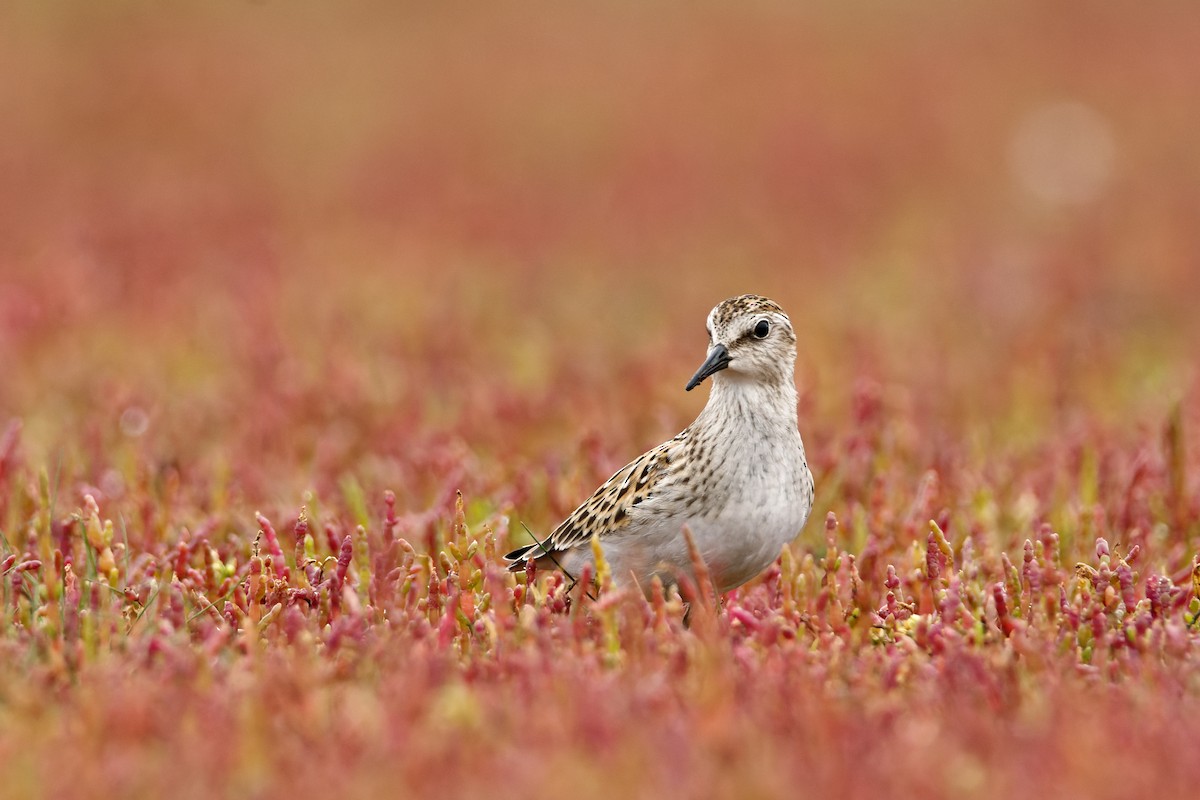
[505,294,814,595]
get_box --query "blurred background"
[1,1,1197,520]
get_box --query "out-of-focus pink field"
[2,3,1200,798]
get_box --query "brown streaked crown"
[709,294,786,328]
[706,294,795,343]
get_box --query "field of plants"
[2,3,1200,798]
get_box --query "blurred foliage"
[1,2,1199,798]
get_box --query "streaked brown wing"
[545,440,673,551]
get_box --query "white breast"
[590,404,813,595]
[687,422,813,592]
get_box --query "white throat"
[700,371,799,432]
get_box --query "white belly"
[578,461,814,595]
[558,380,815,596]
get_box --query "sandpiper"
[505,294,814,595]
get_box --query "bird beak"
[685,344,731,391]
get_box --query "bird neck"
[700,372,799,433]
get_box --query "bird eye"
[753,319,770,339]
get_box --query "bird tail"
[503,541,548,572]
[505,523,563,572]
